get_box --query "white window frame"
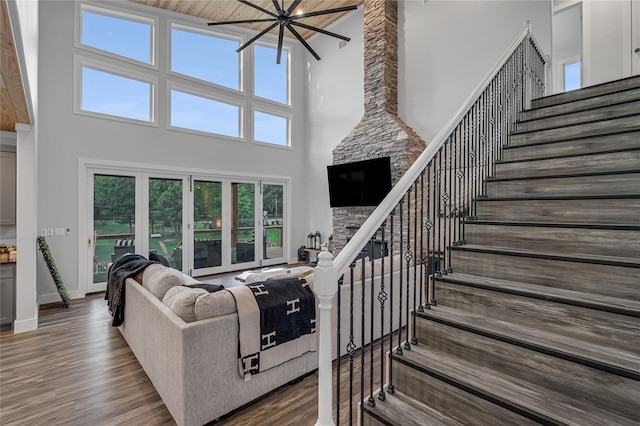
[74,2,159,70]
[167,81,245,141]
[251,105,292,149]
[168,21,244,94]
[73,55,159,126]
[561,56,582,92]
[253,41,292,107]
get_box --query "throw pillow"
[185,283,224,293]
[142,264,186,300]
[194,290,237,320]
[162,286,208,323]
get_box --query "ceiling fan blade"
[237,0,279,19]
[286,24,320,60]
[285,0,302,17]
[272,0,284,16]
[237,22,280,53]
[276,24,285,64]
[291,5,358,20]
[208,18,277,26]
[290,21,351,42]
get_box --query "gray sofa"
[119,265,318,426]
[118,257,415,426]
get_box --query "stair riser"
[509,116,640,146]
[392,357,539,426]
[464,224,640,258]
[495,150,640,179]
[522,88,640,121]
[475,198,640,225]
[515,101,640,133]
[433,281,640,355]
[412,319,640,421]
[449,249,639,300]
[486,174,640,198]
[502,132,640,162]
[531,76,640,109]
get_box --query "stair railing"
[314,22,546,426]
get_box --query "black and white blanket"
[228,278,317,378]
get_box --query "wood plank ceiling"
[0,0,363,133]
[1,0,30,133]
[131,0,363,40]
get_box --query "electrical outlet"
[55,227,65,236]
[41,228,48,237]
[47,228,54,236]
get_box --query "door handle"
[635,47,640,53]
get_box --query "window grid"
[75,2,293,146]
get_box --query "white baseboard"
[13,316,38,333]
[38,289,85,305]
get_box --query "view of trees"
[94,175,135,232]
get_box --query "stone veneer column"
[331,0,426,254]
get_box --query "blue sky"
[81,9,289,145]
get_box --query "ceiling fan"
[207,0,358,64]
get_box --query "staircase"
[361,77,640,425]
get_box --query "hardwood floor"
[0,288,380,426]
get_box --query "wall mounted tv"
[327,157,393,208]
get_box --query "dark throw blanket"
[105,254,157,326]
[228,278,317,378]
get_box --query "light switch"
[55,228,65,236]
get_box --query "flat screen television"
[327,157,392,207]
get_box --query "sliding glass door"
[261,182,285,265]
[91,173,139,290]
[87,166,288,289]
[147,176,185,269]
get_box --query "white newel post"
[314,251,338,426]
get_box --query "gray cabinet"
[1,151,16,226]
[0,263,15,326]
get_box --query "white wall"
[582,0,634,86]
[36,1,311,301]
[306,0,552,241]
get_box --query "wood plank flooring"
[0,289,380,426]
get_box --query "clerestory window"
[74,2,294,147]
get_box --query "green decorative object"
[37,236,72,308]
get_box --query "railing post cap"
[317,251,334,266]
[313,251,338,297]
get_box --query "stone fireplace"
[332,0,426,253]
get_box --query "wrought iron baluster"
[404,187,412,351]
[396,197,404,355]
[387,209,395,394]
[377,221,387,401]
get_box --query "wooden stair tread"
[416,307,640,380]
[522,88,640,120]
[362,390,465,426]
[531,75,640,109]
[436,272,640,317]
[515,100,640,132]
[395,343,639,426]
[487,169,640,183]
[463,219,640,231]
[502,129,640,152]
[452,244,640,268]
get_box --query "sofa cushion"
[162,286,208,322]
[194,290,237,320]
[141,264,186,300]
